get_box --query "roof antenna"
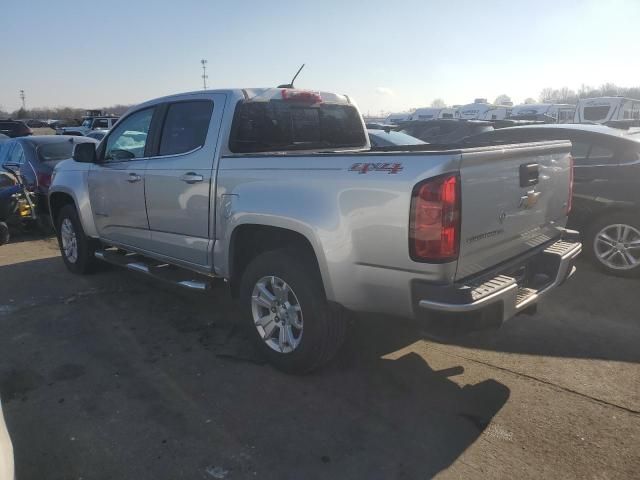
[278,64,305,89]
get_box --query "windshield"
[81,119,93,128]
[368,129,426,147]
[37,141,75,162]
[229,100,366,153]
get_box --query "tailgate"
[456,141,572,280]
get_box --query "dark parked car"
[368,129,426,147]
[0,120,32,138]
[462,124,640,276]
[0,136,97,214]
[396,119,494,144]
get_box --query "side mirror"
[73,142,97,163]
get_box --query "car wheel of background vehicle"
[56,204,99,274]
[238,248,347,374]
[585,212,640,277]
[0,222,9,246]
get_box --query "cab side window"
[104,108,155,161]
[158,101,214,156]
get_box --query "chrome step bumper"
[416,237,582,323]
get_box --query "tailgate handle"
[519,163,539,187]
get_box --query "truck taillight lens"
[409,174,461,262]
[567,155,574,214]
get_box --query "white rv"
[574,97,640,124]
[384,112,413,124]
[409,107,457,121]
[510,104,575,123]
[457,99,511,120]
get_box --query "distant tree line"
[0,104,133,121]
[538,83,640,104]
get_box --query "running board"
[94,249,214,291]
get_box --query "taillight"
[409,173,461,262]
[37,172,52,188]
[281,89,322,104]
[567,155,574,214]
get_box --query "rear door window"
[158,100,214,156]
[229,101,366,153]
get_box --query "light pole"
[201,59,208,90]
[19,90,25,110]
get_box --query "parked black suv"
[463,124,640,276]
[0,120,32,138]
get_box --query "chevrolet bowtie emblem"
[519,190,541,209]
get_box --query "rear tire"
[238,248,347,374]
[56,204,99,274]
[585,212,640,277]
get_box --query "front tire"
[238,248,347,374]
[585,212,640,277]
[56,204,99,274]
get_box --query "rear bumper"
[413,231,581,327]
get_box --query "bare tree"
[523,97,536,104]
[430,98,446,108]
[494,94,512,105]
[539,88,554,102]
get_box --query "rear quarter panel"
[215,153,460,315]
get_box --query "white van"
[409,107,457,121]
[510,104,575,123]
[457,101,511,120]
[574,97,640,124]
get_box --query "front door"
[144,95,225,266]
[88,107,156,248]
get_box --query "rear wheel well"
[229,225,321,297]
[49,192,76,226]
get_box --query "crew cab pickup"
[48,88,581,373]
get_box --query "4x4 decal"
[349,162,403,174]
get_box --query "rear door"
[88,107,156,247]
[456,141,572,279]
[143,94,225,266]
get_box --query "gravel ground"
[0,236,638,479]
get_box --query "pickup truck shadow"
[0,253,637,478]
[0,255,510,479]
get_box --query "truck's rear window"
[229,101,366,153]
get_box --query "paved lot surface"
[1,236,639,479]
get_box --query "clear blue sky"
[2,0,639,114]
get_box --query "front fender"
[49,164,98,238]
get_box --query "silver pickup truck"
[48,87,581,372]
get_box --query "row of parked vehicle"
[385,96,640,125]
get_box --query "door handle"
[127,173,142,183]
[180,172,204,184]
